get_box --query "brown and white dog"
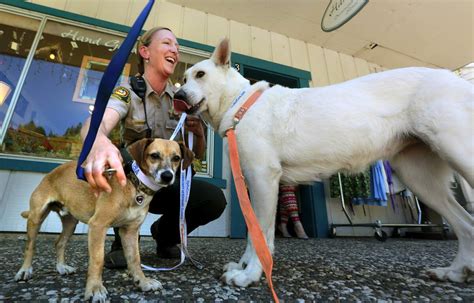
[14,138,193,302]
[174,39,474,286]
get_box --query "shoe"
[156,244,181,259]
[104,249,127,269]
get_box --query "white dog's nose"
[174,89,187,102]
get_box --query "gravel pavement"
[0,233,472,302]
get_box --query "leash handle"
[226,129,279,302]
[76,0,155,181]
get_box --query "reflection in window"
[2,19,132,160]
[0,11,41,130]
[0,13,213,176]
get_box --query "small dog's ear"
[127,138,154,165]
[211,38,230,67]
[179,143,195,169]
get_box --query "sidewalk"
[1,233,472,302]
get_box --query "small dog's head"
[127,138,194,186]
[173,39,249,122]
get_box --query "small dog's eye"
[183,77,187,84]
[196,71,205,79]
[172,155,181,162]
[150,153,161,160]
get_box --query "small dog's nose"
[174,89,187,102]
[161,171,173,183]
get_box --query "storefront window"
[0,11,41,129]
[2,19,132,159]
[0,11,213,175]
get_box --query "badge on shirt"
[111,86,131,104]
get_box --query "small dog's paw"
[84,283,108,303]
[223,261,242,272]
[14,267,33,281]
[56,263,76,275]
[220,269,255,287]
[138,278,162,292]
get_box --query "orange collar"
[228,90,264,131]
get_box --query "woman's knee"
[208,188,227,220]
[190,180,227,221]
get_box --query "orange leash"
[225,90,279,302]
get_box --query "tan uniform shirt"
[107,77,180,147]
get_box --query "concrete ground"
[0,233,472,302]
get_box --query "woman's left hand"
[185,116,204,137]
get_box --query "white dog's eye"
[196,71,205,79]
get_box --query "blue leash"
[76,0,155,180]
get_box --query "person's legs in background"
[278,187,291,238]
[278,185,308,239]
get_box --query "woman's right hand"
[82,135,127,195]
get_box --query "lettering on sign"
[321,0,368,32]
[61,30,137,53]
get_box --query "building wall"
[8,0,408,237]
[29,0,386,87]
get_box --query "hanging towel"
[383,160,397,211]
[372,160,388,203]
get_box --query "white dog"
[174,39,474,286]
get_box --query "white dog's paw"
[220,269,258,287]
[427,266,470,283]
[137,278,162,292]
[14,267,33,281]
[223,261,242,272]
[84,283,108,303]
[56,263,76,275]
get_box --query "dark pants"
[112,178,226,250]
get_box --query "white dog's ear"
[211,38,231,67]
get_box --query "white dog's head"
[173,39,249,129]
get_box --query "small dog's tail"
[21,211,29,219]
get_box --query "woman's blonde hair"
[136,26,173,75]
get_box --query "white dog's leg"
[223,239,253,271]
[222,161,281,287]
[55,214,78,276]
[392,144,474,283]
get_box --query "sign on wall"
[321,0,369,32]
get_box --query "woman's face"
[143,29,180,78]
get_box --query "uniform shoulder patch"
[111,86,131,103]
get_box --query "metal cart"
[329,173,449,241]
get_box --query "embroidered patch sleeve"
[111,86,131,104]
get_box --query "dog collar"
[126,160,162,196]
[230,90,264,129]
[229,88,247,108]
